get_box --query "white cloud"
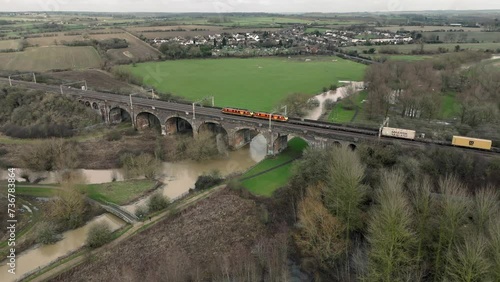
[1,0,499,12]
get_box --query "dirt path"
[28,185,224,282]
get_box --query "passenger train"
[221,107,495,152]
[221,107,288,122]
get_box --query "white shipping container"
[382,127,416,140]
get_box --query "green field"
[12,185,59,198]
[371,55,435,62]
[0,46,102,72]
[125,57,366,111]
[342,43,500,55]
[329,91,368,123]
[81,180,157,205]
[441,92,461,119]
[241,137,308,197]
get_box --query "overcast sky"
[1,0,500,13]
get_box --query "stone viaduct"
[79,96,361,156]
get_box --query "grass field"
[329,91,368,123]
[371,55,435,61]
[376,25,483,32]
[81,179,157,205]
[241,137,308,197]
[91,32,162,62]
[342,43,500,55]
[441,92,461,119]
[133,27,282,40]
[0,39,20,50]
[16,186,59,197]
[125,57,366,111]
[0,46,102,72]
[422,31,500,43]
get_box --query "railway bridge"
[0,77,370,155]
[80,95,360,155]
[3,78,498,158]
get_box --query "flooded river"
[0,139,266,281]
[304,81,365,120]
[0,214,125,282]
[122,139,265,213]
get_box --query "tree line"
[281,143,500,281]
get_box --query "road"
[1,77,498,158]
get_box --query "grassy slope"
[125,57,366,111]
[16,186,59,197]
[241,137,308,197]
[0,46,102,72]
[81,179,156,205]
[328,91,368,123]
[441,92,461,119]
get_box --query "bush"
[147,192,170,213]
[329,84,338,91]
[120,153,160,179]
[86,222,113,248]
[194,170,224,191]
[105,130,122,141]
[36,221,60,244]
[135,205,149,218]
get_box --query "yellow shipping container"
[452,136,492,150]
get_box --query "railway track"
[1,77,498,157]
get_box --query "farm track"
[1,77,498,158]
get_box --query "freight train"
[221,108,495,151]
[380,127,493,151]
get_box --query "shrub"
[194,170,224,191]
[147,192,170,213]
[135,205,149,218]
[120,153,160,179]
[329,84,338,91]
[36,221,60,244]
[105,130,122,141]
[86,222,113,248]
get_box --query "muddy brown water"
[304,81,364,120]
[123,139,265,213]
[0,214,125,282]
[0,139,266,281]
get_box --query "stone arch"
[198,121,229,144]
[78,99,84,104]
[165,116,193,135]
[348,143,357,151]
[136,111,162,133]
[109,106,131,124]
[92,102,99,110]
[231,127,260,149]
[333,141,342,147]
[287,135,312,148]
[84,101,91,107]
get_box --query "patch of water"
[121,142,265,214]
[304,81,364,120]
[0,213,125,282]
